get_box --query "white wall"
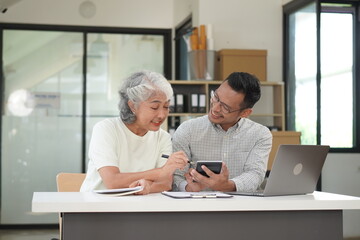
[282,0,293,4]
[197,0,283,82]
[173,0,198,27]
[322,154,360,238]
[174,0,283,82]
[0,0,174,28]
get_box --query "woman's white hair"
[118,70,173,123]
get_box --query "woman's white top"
[80,117,171,191]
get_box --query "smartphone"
[195,161,222,177]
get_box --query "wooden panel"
[273,84,285,129]
[268,131,301,170]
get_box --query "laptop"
[226,144,330,197]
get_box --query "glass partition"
[1,27,168,224]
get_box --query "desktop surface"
[32,191,360,213]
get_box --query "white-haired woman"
[81,71,188,194]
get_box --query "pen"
[161,154,194,165]
[190,193,217,198]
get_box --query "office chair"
[52,172,86,240]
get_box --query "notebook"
[94,186,143,196]
[226,144,330,197]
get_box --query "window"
[284,0,360,152]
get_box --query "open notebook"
[226,144,330,197]
[94,186,143,196]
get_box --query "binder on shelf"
[169,95,175,113]
[168,116,181,136]
[199,93,206,113]
[190,93,199,113]
[175,94,185,113]
[169,128,175,137]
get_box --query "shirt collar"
[211,118,244,133]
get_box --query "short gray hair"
[118,70,173,123]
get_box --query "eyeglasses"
[210,90,243,114]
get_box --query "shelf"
[169,113,204,117]
[167,80,285,132]
[251,114,283,117]
[259,81,284,86]
[169,80,222,84]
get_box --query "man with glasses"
[172,72,272,192]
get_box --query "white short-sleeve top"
[80,117,171,191]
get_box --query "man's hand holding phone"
[195,161,222,177]
[185,161,236,192]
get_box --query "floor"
[0,229,59,240]
[0,229,359,240]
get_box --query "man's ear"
[240,108,253,118]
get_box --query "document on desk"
[94,186,143,197]
[162,191,233,199]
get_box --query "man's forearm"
[212,180,236,192]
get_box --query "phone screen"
[195,161,222,177]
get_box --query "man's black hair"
[225,72,261,109]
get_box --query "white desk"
[32,191,360,240]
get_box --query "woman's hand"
[129,179,152,195]
[161,151,189,174]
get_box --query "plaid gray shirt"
[172,115,272,192]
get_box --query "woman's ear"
[128,100,136,113]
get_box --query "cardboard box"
[217,49,267,81]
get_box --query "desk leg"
[62,210,342,240]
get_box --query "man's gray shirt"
[172,115,272,191]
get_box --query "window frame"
[175,15,193,80]
[283,0,360,153]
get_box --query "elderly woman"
[80,71,188,194]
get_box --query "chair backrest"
[56,173,86,192]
